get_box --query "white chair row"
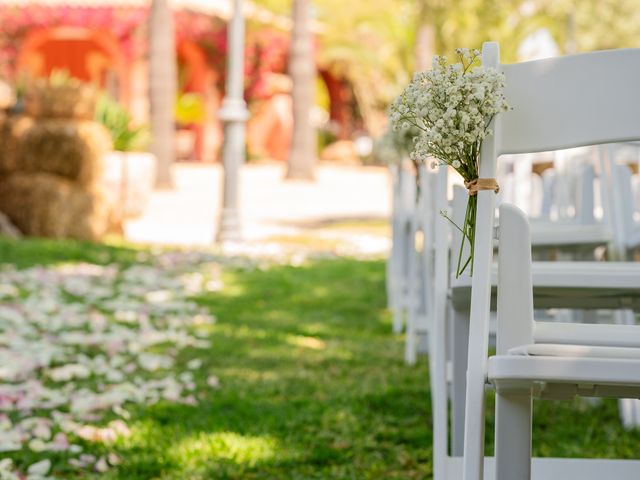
[462,42,640,480]
[386,43,640,480]
[402,141,640,367]
[386,162,417,334]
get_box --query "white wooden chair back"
[463,43,640,479]
[389,162,418,333]
[405,165,434,364]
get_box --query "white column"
[216,0,250,243]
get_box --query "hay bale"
[19,120,112,187]
[24,80,97,120]
[0,172,111,241]
[0,115,34,174]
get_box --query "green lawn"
[1,237,639,479]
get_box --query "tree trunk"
[415,23,436,72]
[286,0,316,180]
[149,0,177,189]
[415,0,437,73]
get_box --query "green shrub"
[95,95,149,152]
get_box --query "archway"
[17,27,127,101]
[176,40,215,161]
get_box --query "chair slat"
[501,49,640,155]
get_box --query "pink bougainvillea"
[0,5,146,79]
[0,4,290,106]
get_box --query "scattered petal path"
[0,252,224,478]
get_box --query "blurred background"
[0,0,638,249]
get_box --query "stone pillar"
[216,0,249,243]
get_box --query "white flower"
[452,160,462,169]
[389,48,508,177]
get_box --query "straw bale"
[0,172,111,241]
[0,115,34,174]
[19,120,112,186]
[24,81,97,120]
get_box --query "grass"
[1,237,640,479]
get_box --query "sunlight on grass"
[321,219,390,235]
[171,432,279,467]
[286,334,327,350]
[214,275,247,298]
[264,235,343,250]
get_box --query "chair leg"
[405,231,420,365]
[404,313,417,365]
[450,303,469,456]
[392,302,404,334]
[432,313,448,480]
[495,391,532,480]
[494,203,534,480]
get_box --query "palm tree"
[149,0,177,189]
[286,0,317,180]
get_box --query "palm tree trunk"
[286,0,317,180]
[415,23,435,72]
[415,0,437,72]
[149,0,177,189]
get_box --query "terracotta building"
[0,0,359,162]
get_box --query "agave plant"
[95,95,149,152]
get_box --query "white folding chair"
[463,43,640,480]
[387,162,417,333]
[405,165,436,364]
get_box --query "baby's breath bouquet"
[389,48,509,276]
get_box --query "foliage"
[175,93,206,125]
[253,0,640,138]
[0,239,218,478]
[95,95,149,152]
[0,5,146,80]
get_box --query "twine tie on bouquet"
[464,178,500,196]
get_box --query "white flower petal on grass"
[138,353,174,371]
[207,375,221,389]
[27,459,51,476]
[0,430,21,452]
[51,432,69,451]
[187,359,202,370]
[32,423,51,440]
[28,439,47,452]
[0,459,18,480]
[95,456,109,473]
[0,254,226,476]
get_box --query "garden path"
[123,162,391,254]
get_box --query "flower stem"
[456,194,477,278]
